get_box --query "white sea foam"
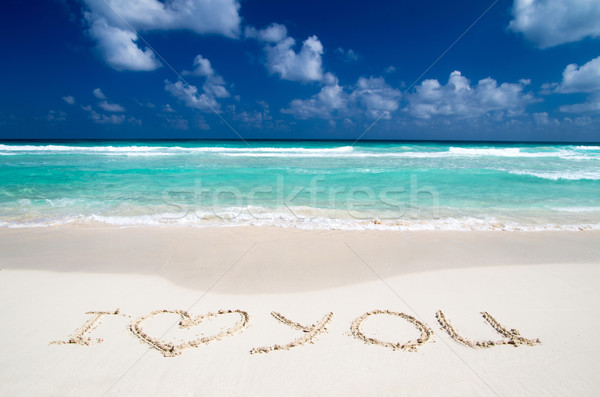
[1,209,599,232]
[1,144,599,161]
[550,207,600,213]
[447,147,587,159]
[222,146,598,159]
[449,147,523,156]
[509,170,600,180]
[0,144,354,155]
[575,145,600,150]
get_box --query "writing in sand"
[51,309,541,357]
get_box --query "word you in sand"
[51,309,541,357]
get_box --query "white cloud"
[46,110,67,122]
[551,55,600,114]
[533,111,560,125]
[533,112,549,125]
[83,0,241,71]
[166,55,230,111]
[91,112,126,124]
[87,14,161,71]
[233,105,273,128]
[406,71,535,119]
[282,73,348,118]
[556,55,600,93]
[509,0,600,48]
[282,74,400,119]
[247,23,324,83]
[336,47,360,62]
[165,80,219,111]
[98,100,126,112]
[62,95,75,105]
[182,54,215,77]
[203,75,230,99]
[162,104,176,113]
[81,103,135,124]
[92,88,106,99]
[245,24,287,43]
[184,55,230,98]
[91,89,126,112]
[559,95,600,113]
[84,0,241,37]
[351,77,401,119]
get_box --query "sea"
[1,141,599,231]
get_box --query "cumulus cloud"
[162,104,176,113]
[83,0,241,71]
[87,14,161,71]
[406,71,535,119]
[559,96,600,113]
[550,55,600,114]
[336,48,360,62]
[282,73,400,119]
[98,101,126,112]
[203,75,230,99]
[245,23,287,43]
[247,23,324,83]
[165,80,219,112]
[166,55,230,112]
[182,55,214,77]
[509,0,600,48]
[233,101,273,128]
[91,112,126,124]
[283,73,348,118]
[46,110,67,122]
[556,55,600,93]
[182,54,229,98]
[84,0,241,37]
[351,77,401,119]
[81,105,139,125]
[533,112,560,125]
[62,95,75,105]
[93,88,106,99]
[91,88,126,112]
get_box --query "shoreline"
[2,215,600,231]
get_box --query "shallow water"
[1,141,599,230]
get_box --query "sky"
[1,0,600,141]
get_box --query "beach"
[5,0,600,394]
[1,226,599,396]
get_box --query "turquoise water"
[1,141,599,230]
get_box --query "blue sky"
[1,0,600,141]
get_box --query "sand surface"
[0,227,599,396]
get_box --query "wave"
[1,210,599,232]
[0,144,354,155]
[509,170,600,181]
[446,147,595,159]
[575,145,600,151]
[2,144,599,160]
[551,207,600,213]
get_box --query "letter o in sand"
[351,310,433,352]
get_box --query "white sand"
[0,227,599,396]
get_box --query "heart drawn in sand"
[130,309,250,357]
